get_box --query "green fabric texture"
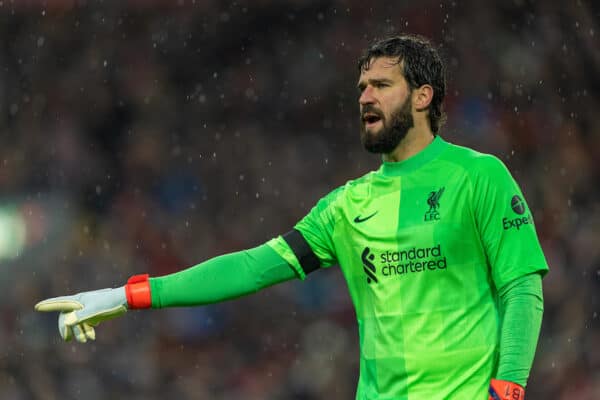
[496,272,544,386]
[149,243,297,308]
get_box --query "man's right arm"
[150,242,297,308]
[35,242,299,342]
[36,185,342,343]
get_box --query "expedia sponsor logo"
[361,244,447,283]
[511,195,526,215]
[503,194,533,230]
[503,214,533,230]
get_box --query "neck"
[383,124,435,163]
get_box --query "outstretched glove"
[35,274,151,343]
[489,378,525,400]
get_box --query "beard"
[360,96,414,154]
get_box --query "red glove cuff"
[489,378,525,400]
[125,274,152,309]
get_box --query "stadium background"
[0,1,598,399]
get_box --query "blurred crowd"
[0,0,598,399]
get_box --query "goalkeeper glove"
[489,378,525,400]
[35,274,151,343]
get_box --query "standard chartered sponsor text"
[379,244,446,276]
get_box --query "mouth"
[362,112,382,129]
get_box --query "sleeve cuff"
[125,274,152,309]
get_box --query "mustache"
[361,104,384,120]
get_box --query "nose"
[359,85,375,106]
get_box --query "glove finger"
[82,323,96,341]
[72,324,87,343]
[35,297,83,312]
[61,310,81,327]
[58,313,73,341]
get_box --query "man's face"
[357,57,414,154]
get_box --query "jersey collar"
[380,135,448,177]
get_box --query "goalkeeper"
[36,35,547,400]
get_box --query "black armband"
[282,229,321,275]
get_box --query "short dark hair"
[358,34,447,134]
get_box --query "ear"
[413,84,433,111]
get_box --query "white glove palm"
[35,287,128,343]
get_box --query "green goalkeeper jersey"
[268,136,548,400]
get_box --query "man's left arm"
[470,154,549,400]
[490,272,544,399]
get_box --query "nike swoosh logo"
[353,211,378,223]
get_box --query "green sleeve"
[471,155,549,289]
[496,273,544,386]
[149,243,298,308]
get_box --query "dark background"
[0,1,598,399]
